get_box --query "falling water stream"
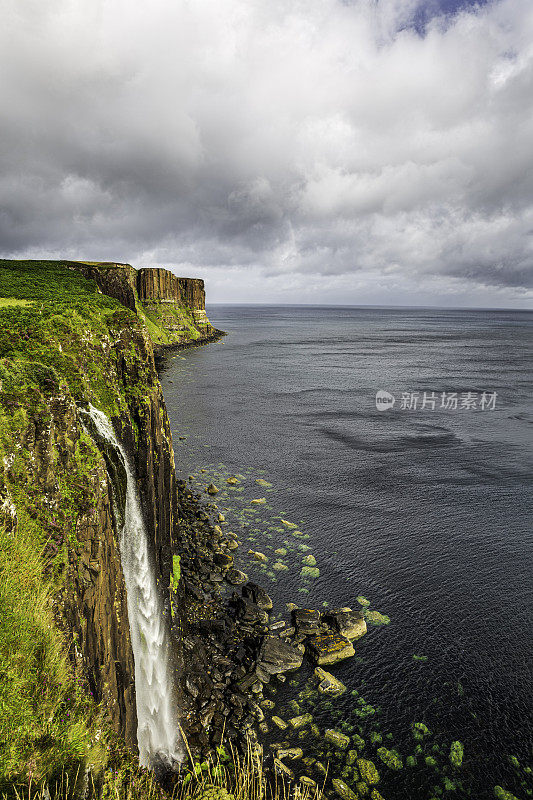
[85,405,181,768]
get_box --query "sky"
[0,0,532,307]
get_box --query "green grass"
[0,513,105,791]
[0,298,33,308]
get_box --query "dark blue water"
[160,306,533,800]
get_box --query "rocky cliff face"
[0,262,188,753]
[71,262,218,347]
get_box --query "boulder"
[273,759,294,780]
[276,747,303,761]
[242,582,273,611]
[292,608,321,635]
[332,779,358,800]
[225,569,248,585]
[314,667,347,697]
[258,636,304,674]
[248,550,268,562]
[323,608,367,640]
[325,729,350,750]
[289,713,313,729]
[213,552,233,569]
[234,597,269,625]
[307,634,355,666]
[357,759,380,785]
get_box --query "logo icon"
[375,389,395,411]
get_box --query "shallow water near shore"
[159,305,533,800]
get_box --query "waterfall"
[84,405,182,768]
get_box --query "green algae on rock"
[364,610,391,626]
[449,740,464,768]
[357,759,380,784]
[377,747,403,770]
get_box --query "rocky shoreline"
[167,474,382,800]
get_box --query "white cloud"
[0,0,532,305]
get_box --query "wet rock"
[242,582,273,611]
[214,553,233,569]
[227,476,240,485]
[323,608,367,641]
[377,747,403,770]
[234,597,269,625]
[307,634,355,666]
[364,610,390,626]
[315,761,327,777]
[300,566,320,578]
[357,759,380,785]
[280,519,298,529]
[226,569,248,585]
[332,779,358,800]
[248,550,268,562]
[289,713,313,729]
[276,747,304,761]
[314,667,347,697]
[449,740,464,768]
[272,716,288,730]
[207,484,219,495]
[325,729,350,750]
[258,635,304,674]
[227,540,239,550]
[292,608,321,635]
[273,759,294,781]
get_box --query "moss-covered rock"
[357,759,380,784]
[377,748,403,770]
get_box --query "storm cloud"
[0,0,532,305]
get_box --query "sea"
[159,305,533,800]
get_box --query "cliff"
[70,262,219,348]
[0,260,202,788]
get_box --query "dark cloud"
[0,0,532,305]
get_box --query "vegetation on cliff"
[0,260,209,794]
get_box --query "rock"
[258,636,304,674]
[280,519,298,528]
[242,582,273,610]
[357,759,380,785]
[449,740,464,768]
[276,747,303,761]
[207,484,219,495]
[251,498,266,505]
[315,761,327,777]
[346,750,358,766]
[364,610,390,626]
[325,729,350,750]
[227,476,241,484]
[227,540,239,550]
[289,713,313,729]
[307,634,355,666]
[269,620,286,631]
[213,553,233,569]
[235,598,269,625]
[314,667,347,697]
[226,569,248,585]
[261,699,275,709]
[272,562,289,571]
[370,791,385,800]
[299,776,317,789]
[273,759,294,780]
[332,779,358,800]
[292,608,321,635]
[412,722,431,740]
[300,566,320,578]
[356,596,371,607]
[248,550,268,562]
[302,554,317,566]
[275,548,287,556]
[255,478,273,487]
[323,608,367,640]
[377,747,403,770]
[494,788,520,800]
[272,716,288,730]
